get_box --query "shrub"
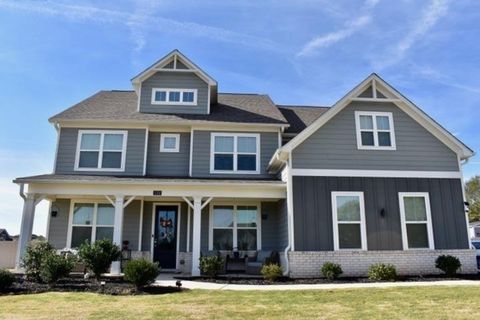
[22,241,55,282]
[261,264,283,281]
[435,255,462,276]
[321,262,343,281]
[368,263,397,281]
[40,253,76,284]
[78,239,121,280]
[124,259,160,289]
[199,256,224,278]
[0,269,15,290]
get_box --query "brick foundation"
[178,252,192,274]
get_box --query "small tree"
[78,239,121,280]
[40,253,76,284]
[22,241,55,282]
[124,259,160,289]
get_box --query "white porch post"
[111,194,124,275]
[15,194,37,270]
[191,196,202,276]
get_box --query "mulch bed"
[0,275,185,296]
[176,273,480,285]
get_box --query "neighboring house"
[0,229,13,241]
[13,50,477,277]
[469,221,480,240]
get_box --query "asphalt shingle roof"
[277,105,329,133]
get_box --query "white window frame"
[208,202,262,251]
[210,133,260,174]
[398,192,435,250]
[74,130,128,172]
[66,200,115,248]
[354,111,396,150]
[151,88,198,106]
[160,134,180,152]
[331,191,367,251]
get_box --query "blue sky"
[1,0,479,236]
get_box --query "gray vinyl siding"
[191,131,278,178]
[48,199,71,249]
[261,201,289,250]
[292,102,459,171]
[292,176,469,251]
[146,132,190,176]
[139,72,209,114]
[122,200,141,250]
[55,128,146,176]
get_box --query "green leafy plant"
[22,240,55,282]
[435,255,462,276]
[321,262,343,281]
[78,239,121,280]
[124,259,160,289]
[0,269,15,290]
[261,263,283,281]
[40,253,76,284]
[199,256,224,278]
[368,263,397,281]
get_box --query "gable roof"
[269,73,474,169]
[277,105,329,133]
[49,91,288,126]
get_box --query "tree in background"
[465,175,480,222]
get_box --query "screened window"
[355,111,396,150]
[211,205,259,251]
[151,88,197,105]
[332,192,367,250]
[70,203,114,248]
[76,131,127,171]
[160,134,180,152]
[399,193,434,249]
[211,133,259,173]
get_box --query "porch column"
[191,196,202,276]
[111,194,124,275]
[15,194,38,270]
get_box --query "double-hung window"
[355,111,396,150]
[75,130,127,171]
[210,133,260,174]
[151,88,197,106]
[332,192,367,250]
[69,202,115,248]
[210,205,260,251]
[399,193,434,249]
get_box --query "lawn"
[1,286,480,319]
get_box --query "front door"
[153,205,178,269]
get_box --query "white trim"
[138,198,144,251]
[398,192,435,250]
[354,111,396,150]
[136,82,142,112]
[209,132,260,174]
[458,156,471,246]
[151,203,182,269]
[151,88,198,106]
[45,200,52,241]
[290,169,462,179]
[160,133,180,153]
[189,129,194,177]
[74,130,128,172]
[52,125,61,173]
[142,129,149,176]
[331,191,367,251]
[286,157,295,251]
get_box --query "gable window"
[399,193,434,249]
[355,111,396,150]
[210,133,260,174]
[332,192,367,250]
[75,130,127,171]
[160,134,180,152]
[151,88,197,106]
[69,202,114,248]
[210,204,260,251]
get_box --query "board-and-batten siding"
[139,72,209,114]
[191,131,278,178]
[292,101,460,171]
[146,132,190,176]
[55,127,146,176]
[292,176,469,251]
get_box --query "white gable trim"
[276,74,473,162]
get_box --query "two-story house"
[13,50,477,277]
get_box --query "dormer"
[131,50,218,115]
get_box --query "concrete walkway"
[154,274,480,291]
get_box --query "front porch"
[13,175,287,276]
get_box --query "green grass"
[1,286,480,319]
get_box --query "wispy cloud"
[0,0,278,52]
[296,0,380,57]
[375,0,450,69]
[414,65,480,95]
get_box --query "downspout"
[277,151,293,276]
[19,183,26,201]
